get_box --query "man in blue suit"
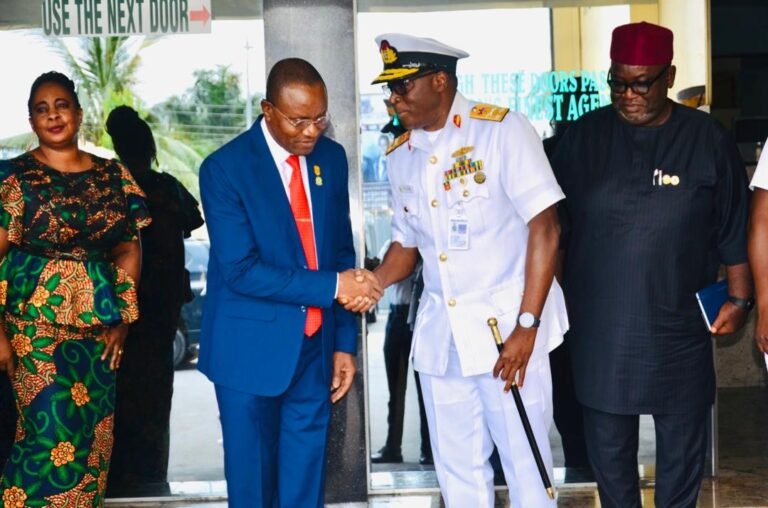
[198,58,381,508]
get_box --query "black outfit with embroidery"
[552,103,748,508]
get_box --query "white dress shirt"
[261,118,340,296]
[261,119,315,225]
[750,137,768,190]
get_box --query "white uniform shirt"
[750,138,768,190]
[387,92,569,377]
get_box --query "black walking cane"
[487,317,555,500]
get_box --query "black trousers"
[107,312,177,496]
[0,374,15,471]
[582,405,709,508]
[382,304,430,455]
[550,340,589,467]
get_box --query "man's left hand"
[711,301,748,335]
[492,327,537,390]
[330,352,356,403]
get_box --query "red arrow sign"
[190,5,210,24]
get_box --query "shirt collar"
[260,117,292,165]
[409,92,469,152]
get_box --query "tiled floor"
[105,476,768,507]
[107,386,768,507]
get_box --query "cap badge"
[380,40,398,65]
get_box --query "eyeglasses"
[382,70,439,98]
[607,65,670,95]
[267,102,330,131]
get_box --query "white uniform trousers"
[419,344,556,508]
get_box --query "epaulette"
[469,104,509,122]
[386,131,411,155]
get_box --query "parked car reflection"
[174,238,209,369]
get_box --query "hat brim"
[371,67,421,85]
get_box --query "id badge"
[449,216,470,250]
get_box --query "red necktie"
[286,155,322,336]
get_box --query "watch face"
[519,312,535,328]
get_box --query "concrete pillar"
[262,0,367,503]
[551,7,582,72]
[658,0,710,102]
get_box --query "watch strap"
[517,312,541,328]
[727,295,755,311]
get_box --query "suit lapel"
[305,151,326,266]
[249,122,306,265]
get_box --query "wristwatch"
[727,295,755,312]
[517,311,541,329]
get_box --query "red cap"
[610,22,673,66]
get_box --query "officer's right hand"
[493,326,536,390]
[337,269,383,313]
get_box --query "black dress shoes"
[370,447,403,463]
[419,453,433,465]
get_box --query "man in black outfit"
[551,22,752,508]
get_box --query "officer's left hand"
[710,301,748,336]
[493,326,537,390]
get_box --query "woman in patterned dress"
[0,72,150,507]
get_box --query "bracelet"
[727,295,755,311]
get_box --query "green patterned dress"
[0,153,150,508]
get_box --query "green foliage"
[152,65,263,156]
[0,37,261,201]
[48,36,152,143]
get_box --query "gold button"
[462,190,470,198]
[439,253,448,262]
[447,298,456,307]
[429,155,438,164]
[459,177,466,185]
[431,199,438,208]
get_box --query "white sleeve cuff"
[334,273,339,299]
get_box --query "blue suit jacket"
[198,118,357,396]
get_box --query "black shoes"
[370,447,433,464]
[370,447,403,463]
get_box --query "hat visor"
[371,67,421,84]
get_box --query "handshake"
[336,268,383,313]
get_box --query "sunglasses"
[382,70,440,98]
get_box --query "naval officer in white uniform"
[367,34,569,507]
